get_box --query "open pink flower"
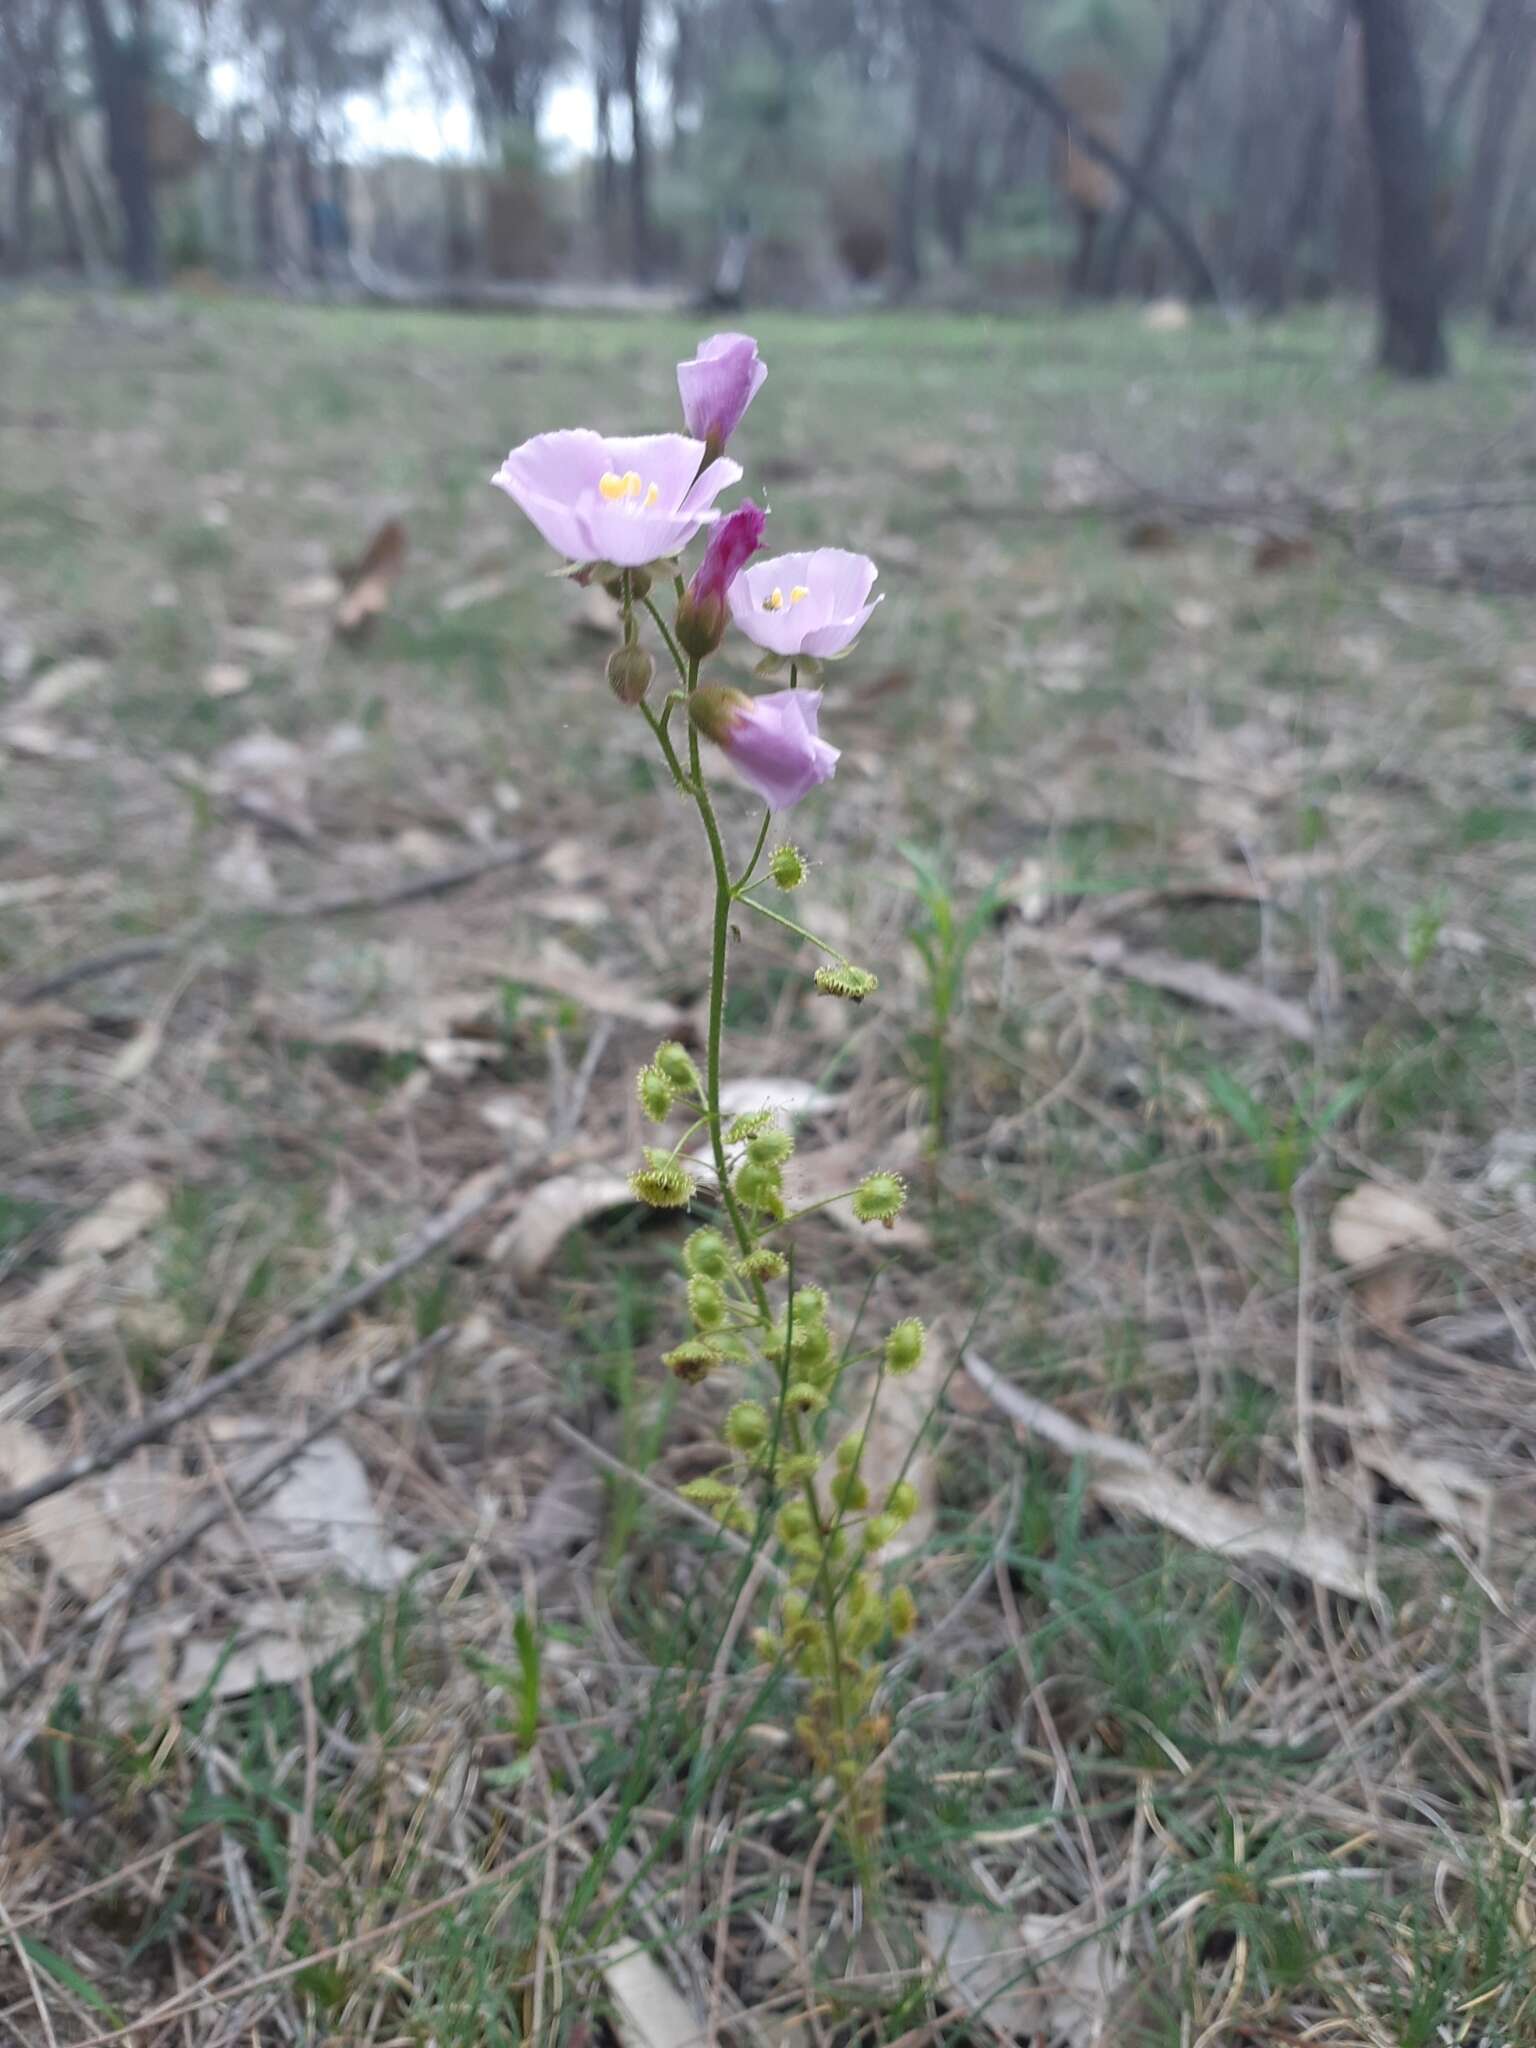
[728,548,881,658]
[691,685,839,812]
[677,334,766,450]
[491,430,742,569]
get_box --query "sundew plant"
[493,334,923,1859]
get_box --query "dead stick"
[13,840,529,1003]
[0,1328,454,1712]
[0,1170,511,1529]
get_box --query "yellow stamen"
[599,470,659,508]
[763,587,785,612]
[789,585,810,605]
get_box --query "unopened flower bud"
[637,1065,674,1121]
[835,1432,864,1472]
[654,1041,702,1095]
[665,1338,722,1384]
[784,1380,827,1415]
[851,1170,906,1227]
[630,1148,695,1209]
[601,566,652,602]
[791,1285,828,1324]
[747,1125,794,1169]
[814,964,878,1002]
[679,1475,735,1508]
[733,1159,783,1214]
[886,1478,920,1525]
[737,1247,786,1282]
[888,1584,918,1637]
[688,1273,727,1330]
[831,1469,869,1512]
[607,642,654,706]
[751,1628,779,1662]
[768,843,806,891]
[884,1318,925,1375]
[725,1400,770,1453]
[683,1227,732,1280]
[863,1512,901,1553]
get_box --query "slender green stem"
[643,594,689,687]
[732,808,773,893]
[736,892,852,964]
[789,659,799,691]
[641,701,692,791]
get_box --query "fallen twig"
[0,1170,511,1529]
[0,1327,454,1712]
[12,839,530,1003]
[1010,927,1314,1042]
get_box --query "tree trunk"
[1353,0,1449,375]
[77,0,161,286]
[618,0,650,280]
[1253,0,1347,311]
[10,106,38,273]
[1097,0,1230,296]
[1453,0,1534,302]
[924,0,1220,302]
[41,115,86,269]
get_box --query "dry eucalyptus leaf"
[718,1076,841,1126]
[516,940,684,1032]
[492,1169,634,1284]
[0,1416,174,1600]
[439,570,513,613]
[207,1430,412,1591]
[601,1945,706,2048]
[924,1906,1124,2048]
[18,655,108,715]
[0,1259,97,1347]
[335,516,407,637]
[2,716,97,761]
[163,1590,368,1704]
[211,828,277,904]
[212,730,316,840]
[281,572,343,611]
[0,1000,86,1043]
[228,625,298,663]
[60,1177,168,1260]
[1330,1183,1450,1266]
[1012,928,1313,1043]
[109,1018,165,1086]
[203,661,252,699]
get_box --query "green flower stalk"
[493,333,909,1875]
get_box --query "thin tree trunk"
[41,114,86,268]
[1353,0,1449,375]
[1453,0,1534,301]
[77,0,161,286]
[618,0,649,280]
[1253,0,1347,311]
[924,0,1220,302]
[10,107,38,273]
[1097,0,1230,296]
[1433,0,1502,151]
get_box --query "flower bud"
[835,1432,864,1472]
[630,1148,695,1209]
[733,1159,783,1215]
[777,1500,814,1545]
[888,1584,918,1637]
[886,1478,920,1525]
[688,683,750,745]
[679,1475,735,1508]
[637,1065,674,1122]
[747,1125,794,1169]
[654,1041,702,1094]
[725,1400,771,1454]
[777,1450,820,1484]
[768,843,806,891]
[726,1108,775,1143]
[831,1469,869,1513]
[791,1284,828,1325]
[683,1227,732,1280]
[665,1338,722,1385]
[601,566,652,602]
[688,1273,727,1331]
[737,1247,786,1282]
[784,1380,828,1415]
[863,1512,901,1553]
[851,1171,906,1227]
[883,1318,925,1375]
[814,964,879,1003]
[607,642,654,706]
[751,1628,779,1662]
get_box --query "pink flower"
[728,549,881,659]
[677,334,766,451]
[691,685,839,812]
[677,500,767,658]
[491,430,742,569]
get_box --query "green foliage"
[902,844,1008,1149]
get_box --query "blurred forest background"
[3,0,1533,367]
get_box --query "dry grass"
[1,290,1534,2045]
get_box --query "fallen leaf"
[280,572,343,611]
[1174,598,1216,632]
[510,940,685,1032]
[1142,296,1190,332]
[0,1260,97,1348]
[924,1906,1124,2048]
[335,517,407,637]
[205,1427,411,1592]
[211,828,277,904]
[1012,928,1313,1042]
[518,1451,601,1561]
[963,1350,1367,1599]
[211,730,316,841]
[17,655,107,715]
[162,1589,369,1704]
[0,1413,176,1600]
[109,1018,164,1085]
[717,1076,841,1126]
[491,1169,635,1284]
[202,661,252,698]
[601,1945,706,2048]
[60,1177,168,1260]
[1330,1183,1450,1266]
[227,625,297,663]
[1,717,97,761]
[440,570,513,613]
